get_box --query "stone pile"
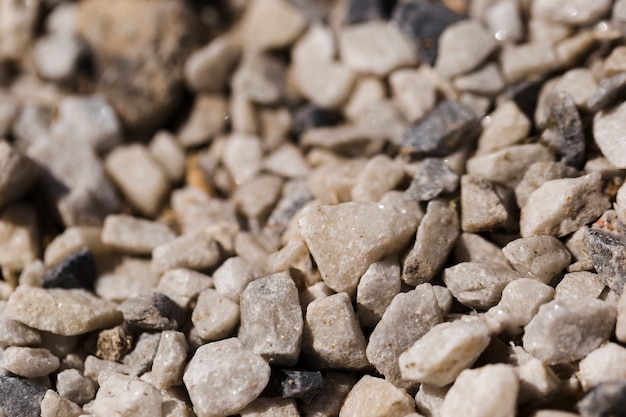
[1,0,626,416]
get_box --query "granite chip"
[541,92,585,168]
[101,214,176,255]
[42,248,97,290]
[119,292,185,330]
[273,368,324,402]
[0,376,46,417]
[460,175,516,233]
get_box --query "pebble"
[0,376,46,417]
[6,286,122,336]
[594,100,626,169]
[122,332,162,375]
[532,0,613,26]
[156,268,213,310]
[484,0,524,43]
[42,248,97,290]
[300,372,355,417]
[184,34,241,92]
[96,324,133,361]
[234,174,284,220]
[40,389,82,417]
[92,373,162,417]
[303,292,369,370]
[586,228,626,294]
[510,346,560,405]
[402,199,460,286]
[177,95,227,148]
[232,52,285,105]
[444,262,525,309]
[541,92,585,168]
[618,290,626,343]
[399,320,491,387]
[536,69,597,124]
[151,231,221,275]
[222,134,263,186]
[502,236,571,284]
[240,397,299,417]
[555,271,605,300]
[523,297,617,364]
[578,342,626,391]
[243,0,307,51]
[439,364,518,417]
[453,232,510,267]
[587,72,626,113]
[292,24,335,65]
[84,355,132,383]
[272,368,324,401]
[119,292,185,331]
[435,19,497,79]
[389,69,437,122]
[290,60,356,109]
[349,156,403,203]
[151,330,188,389]
[211,257,255,303]
[192,288,239,341]
[0,203,40,271]
[0,141,39,209]
[405,158,459,202]
[339,375,415,417]
[401,100,481,158]
[500,41,559,83]
[183,338,270,417]
[263,144,310,179]
[478,101,530,154]
[415,383,447,417]
[339,21,417,76]
[0,0,39,60]
[298,201,417,294]
[101,214,175,255]
[460,175,516,233]
[1,346,59,378]
[149,131,186,183]
[0,301,41,347]
[366,284,443,387]
[577,380,626,417]
[43,226,107,267]
[95,256,159,302]
[520,173,611,237]
[104,144,169,217]
[454,63,506,96]
[356,258,401,327]
[514,161,581,209]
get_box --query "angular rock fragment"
[587,72,626,112]
[502,236,571,284]
[119,292,185,331]
[339,375,415,417]
[401,100,481,158]
[351,154,405,203]
[555,271,605,300]
[151,231,221,275]
[541,92,585,168]
[577,380,626,417]
[192,288,239,341]
[92,373,162,417]
[0,301,41,348]
[101,214,175,255]
[300,372,356,417]
[234,174,284,220]
[156,268,213,310]
[356,258,401,327]
[523,297,617,364]
[96,324,133,362]
[0,376,46,417]
[477,101,530,154]
[404,158,459,202]
[212,257,256,302]
[593,100,626,168]
[42,248,97,290]
[390,68,437,122]
[149,131,185,183]
[272,368,324,402]
[460,175,516,233]
[240,397,300,417]
[587,228,626,294]
[40,389,82,417]
[453,233,510,267]
[152,330,188,389]
[578,342,626,391]
[184,33,241,93]
[242,0,307,51]
[618,290,626,343]
[0,140,39,209]
[515,161,580,209]
[290,60,356,109]
[56,369,96,406]
[0,203,40,271]
[1,346,59,378]
[95,256,160,302]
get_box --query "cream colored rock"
[193,289,240,342]
[356,258,401,327]
[92,373,162,417]
[578,342,626,391]
[555,271,605,300]
[0,203,39,271]
[149,131,185,183]
[511,346,560,404]
[44,226,106,267]
[351,155,405,202]
[532,0,612,25]
[156,268,213,310]
[243,0,307,51]
[222,134,263,185]
[40,390,82,417]
[389,69,437,122]
[184,34,241,92]
[152,330,188,389]
[101,214,175,255]
[292,24,334,65]
[290,60,356,109]
[477,101,530,154]
[339,375,415,417]
[240,397,299,417]
[500,41,560,83]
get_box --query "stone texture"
[222,134,263,186]
[92,373,162,417]
[240,397,300,417]
[152,330,188,389]
[578,342,626,391]
[303,292,369,370]
[290,60,356,109]
[156,268,213,310]
[234,174,284,220]
[515,161,581,209]
[299,201,417,294]
[511,346,560,405]
[532,0,612,26]
[40,390,82,417]
[101,214,175,255]
[0,203,39,271]
[454,63,506,96]
[351,155,405,203]
[478,101,530,154]
[272,368,324,402]
[43,226,106,267]
[502,236,571,284]
[95,256,160,302]
[339,375,415,417]
[0,301,41,347]
[212,256,256,302]
[366,284,443,387]
[149,131,186,183]
[192,288,239,341]
[300,372,356,417]
[587,228,626,294]
[183,338,270,417]
[577,380,626,417]
[1,346,59,378]
[500,41,560,83]
[0,376,46,417]
[42,248,97,290]
[6,287,122,336]
[453,232,510,267]
[151,231,221,275]
[390,69,437,122]
[96,324,132,362]
[541,92,585,168]
[404,158,459,202]
[461,175,515,233]
[56,369,96,405]
[119,292,185,331]
[177,94,227,148]
[0,140,39,209]
[555,271,605,300]
[184,34,241,92]
[593,101,626,169]
[356,258,401,327]
[242,0,307,51]
[523,297,617,364]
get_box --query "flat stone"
[40,390,82,417]
[515,161,581,209]
[523,297,617,364]
[192,288,239,341]
[0,140,39,209]
[444,262,525,309]
[401,100,481,158]
[532,0,612,25]
[500,41,560,83]
[1,347,59,378]
[402,199,460,286]
[151,330,188,389]
[478,101,530,154]
[578,342,626,391]
[454,63,506,96]
[390,69,437,122]
[502,236,571,284]
[366,284,443,387]
[399,320,491,387]
[0,376,46,417]
[555,271,605,300]
[101,214,175,255]
[404,158,459,202]
[242,0,307,51]
[520,173,611,237]
[0,301,41,347]
[92,373,162,417]
[440,365,518,417]
[435,19,497,79]
[593,101,626,168]
[339,375,415,417]
[42,248,97,290]
[177,94,227,148]
[239,273,302,365]
[272,368,324,402]
[303,292,369,370]
[587,72,626,113]
[56,369,96,405]
[96,256,160,302]
[156,268,213,310]
[298,201,418,294]
[577,380,626,417]
[240,397,300,417]
[183,338,270,417]
[151,231,221,275]
[356,257,401,327]
[149,131,185,183]
[300,372,356,417]
[184,33,241,92]
[541,92,585,168]
[460,175,516,233]
[0,203,39,271]
[119,292,185,330]
[6,287,122,335]
[453,232,510,267]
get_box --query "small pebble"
[101,214,175,255]
[156,268,213,310]
[502,236,571,284]
[96,324,132,362]
[542,92,585,168]
[453,232,511,267]
[578,342,626,391]
[243,0,307,51]
[500,41,560,83]
[177,94,227,148]
[40,389,82,417]
[152,330,188,389]
[149,131,186,183]
[587,228,626,294]
[290,60,356,109]
[351,154,405,203]
[460,175,516,233]
[404,158,459,202]
[273,368,324,402]
[617,290,626,343]
[92,373,162,417]
[0,203,40,273]
[234,174,284,220]
[389,68,437,122]
[577,380,626,417]
[339,375,415,417]
[0,301,41,347]
[0,376,46,417]
[356,257,401,327]
[511,346,560,405]
[532,0,613,26]
[593,100,626,169]
[192,288,239,341]
[184,34,241,92]
[240,397,299,417]
[515,161,581,209]
[222,133,263,186]
[42,248,96,290]
[95,256,160,302]
[587,72,626,112]
[122,332,162,376]
[555,271,605,300]
[415,384,448,417]
[477,101,530,154]
[1,346,59,378]
[56,369,96,405]
[43,225,107,267]
[0,140,39,209]
[119,292,185,331]
[151,231,221,275]
[454,63,506,96]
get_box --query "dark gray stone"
[542,91,585,168]
[578,380,626,417]
[401,100,481,158]
[345,0,396,24]
[587,228,626,295]
[273,368,325,403]
[404,157,459,201]
[43,248,97,290]
[0,376,46,417]
[293,106,344,137]
[119,292,185,330]
[587,72,626,113]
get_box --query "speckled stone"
[192,288,239,341]
[1,346,59,378]
[587,228,626,294]
[92,373,162,417]
[0,376,46,417]
[541,92,585,168]
[356,258,401,327]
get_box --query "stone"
[222,134,263,185]
[291,24,335,65]
[105,144,169,216]
[415,384,448,417]
[290,60,356,109]
[617,290,626,343]
[266,180,314,238]
[0,0,40,60]
[532,412,579,417]
[344,76,386,120]
[339,21,417,76]
[577,380,626,417]
[339,375,415,417]
[83,355,134,382]
[43,226,107,267]
[523,297,617,364]
[6,287,122,336]
[102,214,175,255]
[367,284,443,387]
[435,19,497,79]
[402,199,460,286]
[502,236,571,284]
[272,368,324,401]
[77,0,199,131]
[242,0,307,51]
[555,271,605,300]
[149,131,185,183]
[299,201,418,294]
[211,257,255,303]
[122,332,161,375]
[192,288,239,341]
[183,338,270,417]
[587,228,626,294]
[390,69,437,122]
[0,376,46,417]
[96,256,160,302]
[453,233,510,267]
[234,174,284,220]
[510,346,560,405]
[232,52,285,105]
[306,159,365,204]
[0,203,39,271]
[40,390,82,417]
[541,92,585,168]
[240,397,299,417]
[439,365,518,417]
[484,0,524,42]
[532,0,612,26]
[454,63,506,96]
[152,330,188,389]
[500,41,560,83]
[536,69,597,123]
[0,301,41,347]
[399,319,491,387]
[444,262,525,309]
[1,346,59,378]
[0,90,18,138]
[578,343,626,391]
[401,100,481,158]
[520,173,611,237]
[96,324,133,361]
[263,144,310,179]
[92,373,162,417]
[42,248,97,290]
[404,158,459,202]
[303,292,369,370]
[239,273,302,365]
[156,268,213,310]
[349,155,404,203]
[11,104,50,150]
[0,140,39,209]
[593,101,626,169]
[587,72,626,112]
[184,34,241,92]
[515,161,581,209]
[460,175,516,233]
[177,95,227,148]
[119,292,185,331]
[478,101,530,154]
[300,372,356,417]
[356,257,401,327]
[151,231,221,275]
[392,0,463,65]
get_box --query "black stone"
[293,106,344,138]
[542,91,585,169]
[119,292,186,330]
[273,368,325,403]
[504,76,546,122]
[587,228,626,295]
[401,100,481,158]
[404,157,459,201]
[587,72,626,113]
[0,376,46,417]
[42,247,97,290]
[578,380,626,417]
[392,0,463,65]
[345,0,397,24]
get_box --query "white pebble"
[1,346,59,378]
[92,373,162,417]
[192,288,239,342]
[152,330,188,389]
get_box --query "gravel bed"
[1,0,626,416]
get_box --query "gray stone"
[1,346,59,378]
[300,372,356,417]
[156,268,213,310]
[404,158,459,202]
[92,373,162,417]
[119,292,185,330]
[192,288,239,342]
[502,236,571,284]
[0,140,39,209]
[0,301,41,347]
[339,375,415,417]
[587,228,626,294]
[122,332,161,375]
[587,72,626,112]
[266,179,314,239]
[356,258,401,327]
[460,175,516,233]
[44,226,108,267]
[151,231,221,275]
[453,233,510,267]
[101,214,175,255]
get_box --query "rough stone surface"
[92,373,162,417]
[178,94,227,148]
[390,69,437,122]
[101,214,175,255]
[351,155,405,203]
[555,271,605,300]
[1,346,59,378]
[152,330,188,389]
[577,380,626,417]
[0,376,46,417]
[542,91,585,168]
[404,158,459,202]
[242,0,307,51]
[95,256,160,302]
[56,369,96,406]
[587,72,626,112]
[42,248,97,290]
[0,301,41,348]
[478,101,530,154]
[587,228,626,294]
[40,389,82,417]
[0,140,39,209]
[515,161,581,209]
[502,236,571,284]
[119,292,185,331]
[151,231,221,275]
[240,397,300,417]
[578,342,626,391]
[192,288,239,341]
[453,232,510,267]
[339,375,415,417]
[460,175,515,233]
[300,372,356,417]
[156,268,213,310]
[0,203,40,271]
[356,258,401,327]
